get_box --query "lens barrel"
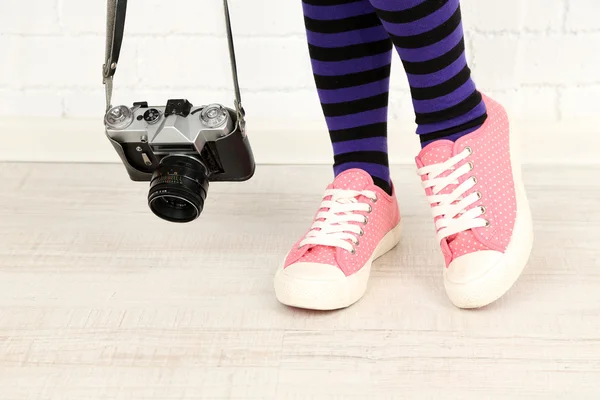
[148,155,209,223]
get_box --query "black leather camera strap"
[102,0,245,126]
[102,0,127,112]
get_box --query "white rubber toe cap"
[445,250,504,284]
[280,262,346,281]
[444,250,515,309]
[274,262,369,311]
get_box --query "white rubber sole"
[274,222,402,311]
[444,117,534,309]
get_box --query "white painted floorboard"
[0,163,599,399]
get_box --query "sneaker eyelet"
[359,229,364,236]
[350,248,356,255]
[476,191,482,199]
[480,205,486,215]
[484,219,490,227]
[468,162,474,170]
[367,204,372,213]
[465,146,473,155]
[354,238,360,246]
[363,216,368,225]
[372,195,378,203]
[471,176,478,184]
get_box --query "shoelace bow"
[299,189,377,254]
[417,147,488,244]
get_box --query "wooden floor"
[1,163,599,399]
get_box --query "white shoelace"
[417,147,487,244]
[299,189,377,254]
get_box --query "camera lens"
[147,155,209,223]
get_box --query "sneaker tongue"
[416,140,469,255]
[298,169,374,266]
[331,169,373,191]
[417,140,454,167]
[416,140,456,197]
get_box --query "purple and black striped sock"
[302,0,486,193]
[302,0,394,194]
[369,0,487,147]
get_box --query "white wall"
[1,0,599,164]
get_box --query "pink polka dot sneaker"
[274,169,402,310]
[416,94,534,309]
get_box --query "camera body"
[104,98,255,222]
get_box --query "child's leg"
[366,0,533,309]
[368,0,487,147]
[274,0,402,311]
[303,0,394,194]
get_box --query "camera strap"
[102,0,245,127]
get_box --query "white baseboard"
[0,117,597,165]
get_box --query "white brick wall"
[1,0,599,164]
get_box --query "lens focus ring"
[148,156,209,223]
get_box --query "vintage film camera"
[102,0,255,223]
